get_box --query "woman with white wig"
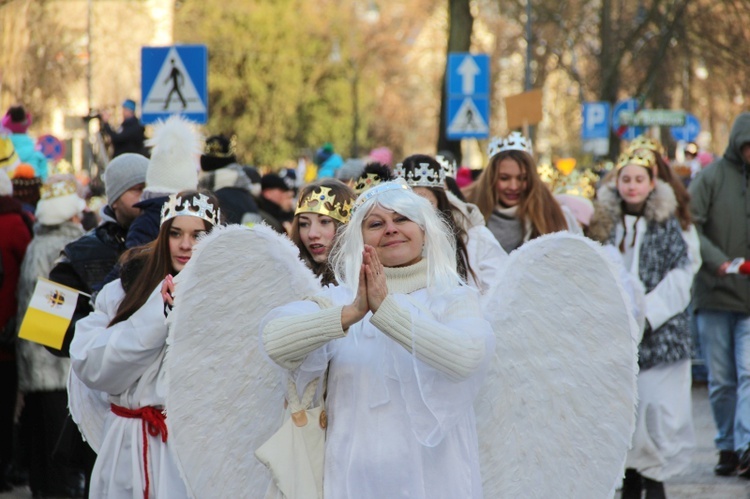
[260,180,494,498]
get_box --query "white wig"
[330,181,462,294]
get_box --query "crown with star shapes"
[393,160,446,188]
[487,131,533,157]
[616,149,657,173]
[295,186,353,224]
[40,179,78,200]
[160,192,221,226]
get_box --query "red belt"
[111,404,168,499]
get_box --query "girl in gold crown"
[290,179,356,286]
[469,132,580,252]
[588,151,694,499]
[68,190,221,499]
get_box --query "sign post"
[141,45,208,124]
[446,53,490,140]
[581,102,610,156]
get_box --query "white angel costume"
[68,280,188,499]
[446,191,508,297]
[261,259,494,498]
[165,224,638,499]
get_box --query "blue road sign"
[670,113,700,143]
[446,53,490,140]
[581,102,611,139]
[612,99,644,141]
[141,45,208,125]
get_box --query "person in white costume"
[394,154,507,297]
[588,150,695,499]
[261,181,495,498]
[68,190,220,499]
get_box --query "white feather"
[477,232,639,498]
[165,223,321,498]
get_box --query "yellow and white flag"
[18,277,82,349]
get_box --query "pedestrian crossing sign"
[141,45,208,125]
[446,53,490,140]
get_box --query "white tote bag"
[256,376,326,499]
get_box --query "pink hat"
[368,147,393,167]
[455,167,473,188]
[2,106,32,134]
[555,194,594,227]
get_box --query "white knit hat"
[35,178,86,226]
[0,168,12,196]
[144,115,203,196]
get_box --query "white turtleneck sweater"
[260,259,494,499]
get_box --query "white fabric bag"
[255,376,326,499]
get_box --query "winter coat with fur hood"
[588,180,692,370]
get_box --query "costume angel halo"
[487,131,533,157]
[352,178,411,212]
[393,161,445,188]
[160,192,221,226]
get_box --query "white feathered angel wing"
[165,223,322,499]
[477,232,638,498]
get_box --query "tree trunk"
[437,0,473,164]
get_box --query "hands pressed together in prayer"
[341,245,388,329]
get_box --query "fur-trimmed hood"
[587,179,676,244]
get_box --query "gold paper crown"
[625,136,664,156]
[352,179,411,213]
[393,161,445,188]
[616,150,657,172]
[436,154,457,178]
[354,172,385,194]
[40,179,77,200]
[160,192,221,226]
[487,131,533,157]
[294,186,353,224]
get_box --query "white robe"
[69,280,188,499]
[261,273,494,499]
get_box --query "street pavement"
[1,384,748,498]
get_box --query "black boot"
[643,477,666,499]
[621,468,642,499]
[714,449,739,476]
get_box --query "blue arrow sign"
[447,53,490,140]
[141,45,208,125]
[670,113,700,143]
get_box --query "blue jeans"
[696,310,750,452]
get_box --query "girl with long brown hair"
[289,179,356,286]
[68,190,220,499]
[469,132,579,252]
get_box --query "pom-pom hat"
[144,115,202,196]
